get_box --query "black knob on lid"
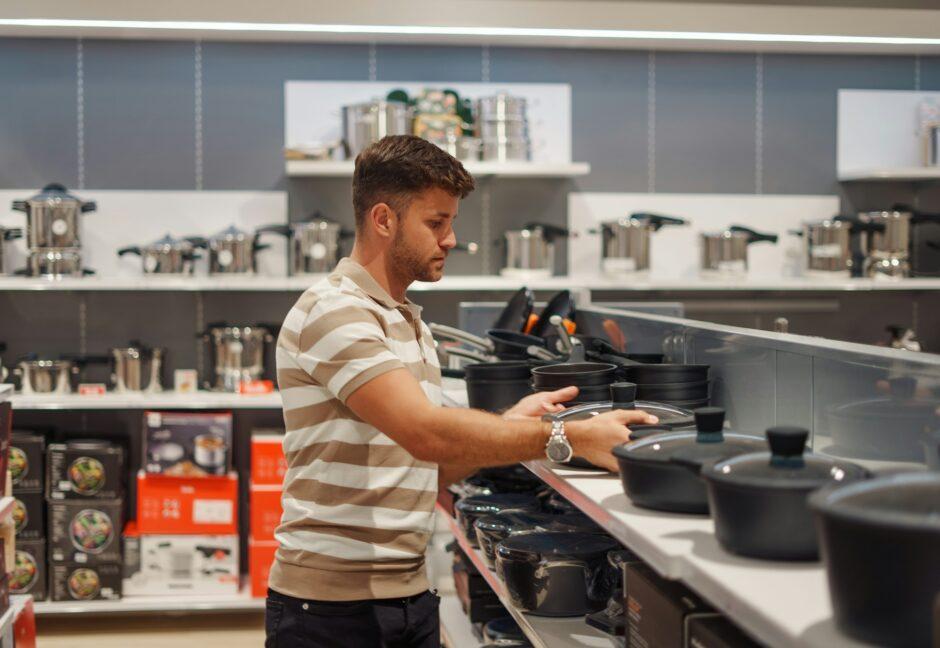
[767,426,809,458]
[610,382,637,407]
[694,407,725,433]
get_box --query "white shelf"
[10,391,282,410]
[839,167,940,182]
[523,460,865,648]
[33,589,265,616]
[437,504,612,648]
[439,593,482,648]
[286,159,591,178]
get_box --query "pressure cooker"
[342,100,411,159]
[22,249,88,279]
[501,223,572,277]
[11,183,96,249]
[800,217,853,277]
[192,226,269,275]
[596,213,686,275]
[257,215,355,275]
[202,324,275,391]
[117,234,203,275]
[15,357,79,395]
[111,343,165,393]
[700,226,778,277]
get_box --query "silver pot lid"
[704,426,869,490]
[146,233,195,251]
[810,472,940,530]
[23,183,87,205]
[211,225,253,243]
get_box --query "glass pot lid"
[454,493,540,517]
[704,426,869,490]
[810,472,940,530]
[612,407,765,466]
[551,383,695,429]
[496,531,619,562]
[475,510,595,536]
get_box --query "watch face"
[547,440,572,463]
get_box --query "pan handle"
[440,346,497,364]
[255,223,291,237]
[116,246,141,257]
[527,345,561,362]
[730,226,778,245]
[428,323,494,353]
[632,212,687,231]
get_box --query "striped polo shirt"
[269,257,442,602]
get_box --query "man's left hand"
[501,386,579,420]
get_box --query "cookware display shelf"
[523,461,862,648]
[437,504,611,648]
[838,167,940,182]
[9,392,283,410]
[32,589,265,616]
[286,160,591,178]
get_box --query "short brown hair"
[352,135,475,230]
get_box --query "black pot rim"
[809,472,940,532]
[531,362,618,386]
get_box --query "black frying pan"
[493,287,534,332]
[529,290,573,339]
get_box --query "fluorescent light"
[0,18,939,46]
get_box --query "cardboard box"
[250,432,286,486]
[51,562,122,601]
[10,432,45,493]
[11,540,47,600]
[124,533,239,597]
[687,615,760,648]
[136,472,238,535]
[47,441,124,501]
[48,499,123,564]
[144,411,233,477]
[249,539,278,598]
[249,486,282,541]
[11,491,44,540]
[626,562,714,648]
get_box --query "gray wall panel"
[654,52,757,194]
[202,42,370,191]
[763,54,915,195]
[489,47,649,193]
[919,55,940,90]
[376,45,483,82]
[83,40,196,190]
[0,38,78,190]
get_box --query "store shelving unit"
[522,461,865,648]
[10,391,282,411]
[838,167,940,182]
[33,590,265,617]
[437,504,612,648]
[439,591,481,648]
[286,159,591,178]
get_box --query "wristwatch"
[545,419,574,463]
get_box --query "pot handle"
[633,212,687,231]
[253,242,272,253]
[522,222,571,241]
[185,236,209,248]
[116,246,142,257]
[255,224,291,237]
[339,228,356,240]
[453,242,478,255]
[2,228,22,242]
[80,201,97,214]
[439,345,497,364]
[440,367,466,380]
[729,226,778,245]
[428,323,493,353]
[527,345,561,362]
[11,200,27,213]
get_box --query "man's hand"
[502,386,580,420]
[566,409,658,472]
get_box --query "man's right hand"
[566,409,659,472]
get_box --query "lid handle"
[694,407,725,443]
[42,182,67,193]
[609,382,637,409]
[729,225,778,245]
[767,426,808,467]
[631,212,687,231]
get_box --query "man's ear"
[369,203,396,240]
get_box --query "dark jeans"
[265,588,441,648]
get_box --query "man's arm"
[346,368,656,472]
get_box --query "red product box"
[249,486,283,541]
[249,539,279,598]
[250,433,287,487]
[136,472,238,535]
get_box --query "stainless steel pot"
[802,218,853,277]
[427,134,480,161]
[342,100,411,159]
[482,138,530,162]
[700,226,778,277]
[858,210,912,279]
[200,226,268,275]
[202,325,274,392]
[11,183,96,250]
[111,344,164,393]
[597,213,686,274]
[477,94,530,162]
[502,224,570,276]
[25,249,86,279]
[476,94,527,120]
[257,217,354,275]
[117,234,202,275]
[16,359,78,395]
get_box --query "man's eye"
[430,220,444,229]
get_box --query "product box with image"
[10,431,45,493]
[11,539,47,600]
[144,411,233,477]
[251,432,287,486]
[11,491,45,540]
[123,531,239,597]
[47,441,124,501]
[48,499,123,564]
[51,562,122,602]
[136,472,238,535]
[626,562,714,648]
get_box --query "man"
[266,135,656,647]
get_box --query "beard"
[389,228,444,283]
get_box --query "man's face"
[389,187,459,282]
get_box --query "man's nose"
[441,229,457,249]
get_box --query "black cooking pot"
[585,548,643,638]
[464,361,534,412]
[531,362,618,390]
[482,617,528,644]
[496,531,621,617]
[635,380,709,402]
[454,493,541,546]
[621,364,710,385]
[702,426,868,561]
[473,464,546,496]
[474,509,598,568]
[810,472,940,647]
[665,398,711,409]
[612,408,765,513]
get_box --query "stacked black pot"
[464,361,534,413]
[531,362,619,406]
[621,363,711,409]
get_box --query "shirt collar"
[332,257,422,316]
